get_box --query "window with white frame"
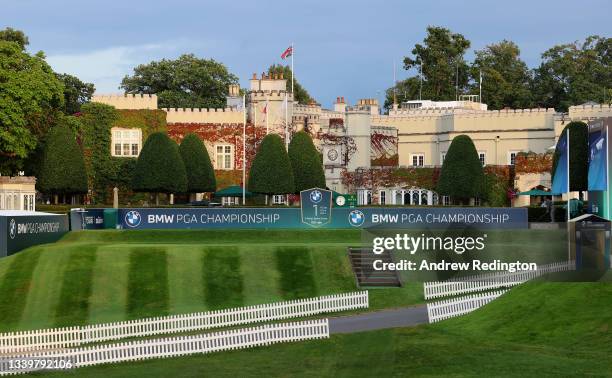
[379,190,386,205]
[272,194,286,205]
[478,152,486,166]
[442,195,451,206]
[222,197,239,206]
[215,144,234,170]
[111,128,142,157]
[411,154,424,167]
[440,152,446,164]
[508,151,519,165]
[474,198,482,206]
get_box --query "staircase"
[347,247,402,287]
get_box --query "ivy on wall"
[77,103,167,203]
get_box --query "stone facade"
[0,176,36,211]
[92,73,612,205]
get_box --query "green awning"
[517,189,553,196]
[214,185,253,197]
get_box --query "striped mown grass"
[54,247,97,326]
[275,247,318,300]
[203,247,244,310]
[0,250,42,330]
[127,248,169,319]
[0,230,424,331]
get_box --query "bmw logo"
[9,219,16,239]
[125,210,142,228]
[348,210,365,227]
[310,190,323,203]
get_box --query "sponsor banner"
[70,209,105,230]
[1,215,69,257]
[115,207,527,230]
[300,188,333,227]
[588,121,608,191]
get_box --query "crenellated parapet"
[568,103,612,119]
[249,90,294,101]
[92,93,158,110]
[163,107,243,124]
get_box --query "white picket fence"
[423,260,574,299]
[427,290,508,323]
[0,291,367,355]
[0,319,329,375]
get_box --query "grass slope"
[0,230,422,331]
[42,282,612,377]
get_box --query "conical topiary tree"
[437,134,485,204]
[288,131,326,192]
[37,123,88,204]
[179,133,216,196]
[132,132,187,205]
[248,134,294,198]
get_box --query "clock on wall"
[327,149,339,162]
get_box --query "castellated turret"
[345,105,372,171]
[248,72,294,138]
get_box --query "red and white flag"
[281,46,293,59]
[262,104,267,114]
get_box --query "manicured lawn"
[39,282,612,377]
[0,229,423,331]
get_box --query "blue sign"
[300,188,332,227]
[588,124,608,191]
[90,207,531,230]
[552,132,570,194]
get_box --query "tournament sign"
[300,188,333,227]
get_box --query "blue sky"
[2,0,610,108]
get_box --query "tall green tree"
[288,131,325,192]
[248,134,294,195]
[384,77,421,110]
[0,38,64,173]
[132,132,187,204]
[56,73,95,114]
[470,40,533,109]
[179,133,216,194]
[403,26,471,101]
[267,64,314,104]
[0,27,29,50]
[437,135,485,204]
[532,36,611,111]
[552,121,588,193]
[121,54,238,109]
[37,123,88,203]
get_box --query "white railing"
[0,319,329,375]
[427,290,508,323]
[423,260,574,299]
[0,291,367,355]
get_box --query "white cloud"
[46,43,181,93]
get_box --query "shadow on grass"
[275,247,318,300]
[127,247,169,319]
[203,247,244,310]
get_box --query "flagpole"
[285,92,289,150]
[607,126,610,219]
[479,70,482,103]
[266,94,269,135]
[291,42,294,96]
[567,129,570,222]
[242,94,246,205]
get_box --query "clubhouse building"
[92,72,612,206]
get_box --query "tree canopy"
[288,131,326,192]
[403,26,471,101]
[533,36,611,112]
[179,133,216,193]
[0,38,64,172]
[470,40,533,109]
[0,27,29,50]
[37,122,88,196]
[57,73,95,114]
[437,135,485,202]
[248,134,295,195]
[121,54,239,109]
[267,64,314,104]
[132,132,187,195]
[552,121,588,192]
